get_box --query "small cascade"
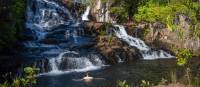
[49,58,60,72]
[47,51,105,74]
[113,25,174,60]
[48,52,70,73]
[82,6,91,21]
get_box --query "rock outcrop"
[96,36,141,64]
[135,15,200,56]
[85,22,141,64]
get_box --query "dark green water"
[36,59,182,87]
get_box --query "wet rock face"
[60,0,85,18]
[96,36,141,64]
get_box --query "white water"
[24,41,58,48]
[26,0,73,40]
[113,25,174,60]
[82,6,90,21]
[25,0,107,76]
[46,51,105,75]
[49,52,68,73]
[49,58,61,73]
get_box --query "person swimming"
[72,72,105,82]
[83,72,94,81]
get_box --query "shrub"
[117,80,131,87]
[134,0,199,31]
[0,67,39,87]
[176,48,193,66]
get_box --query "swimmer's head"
[86,72,89,76]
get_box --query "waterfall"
[82,6,91,21]
[47,51,105,75]
[24,0,106,75]
[49,58,60,73]
[113,25,174,60]
[26,0,74,40]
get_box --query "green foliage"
[110,0,145,22]
[177,29,184,40]
[117,80,130,87]
[0,67,39,87]
[11,0,26,20]
[99,30,107,36]
[193,23,200,39]
[98,23,112,36]
[176,48,193,66]
[11,0,26,37]
[150,0,169,5]
[0,0,26,51]
[82,0,96,6]
[110,6,128,22]
[134,0,199,31]
[108,36,113,45]
[139,80,153,87]
[166,15,180,31]
[135,4,172,22]
[138,28,151,40]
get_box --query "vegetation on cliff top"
[134,0,199,32]
[109,0,146,22]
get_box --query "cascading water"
[113,25,174,60]
[47,51,104,75]
[82,6,91,21]
[26,0,73,40]
[24,0,105,75]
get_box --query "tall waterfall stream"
[113,25,174,60]
[24,0,105,75]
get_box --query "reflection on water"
[36,59,181,87]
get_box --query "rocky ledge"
[133,14,200,56]
[85,22,141,64]
[95,36,141,64]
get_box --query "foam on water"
[38,66,103,76]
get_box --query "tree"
[110,0,146,22]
